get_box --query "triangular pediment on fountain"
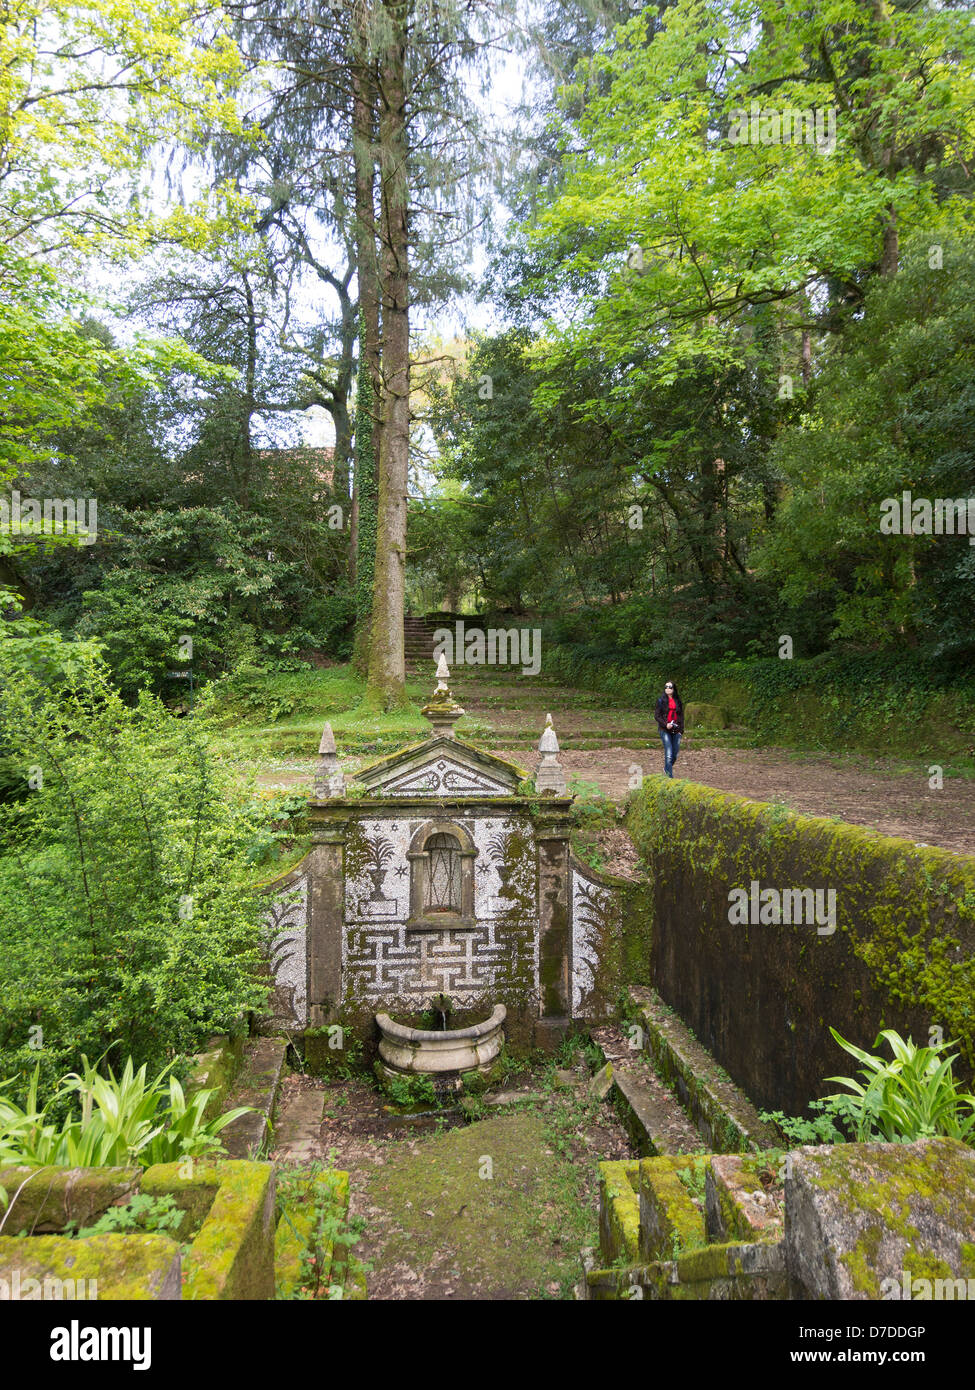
[356,735,525,798]
[354,652,526,798]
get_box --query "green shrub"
[762,1028,975,1146]
[0,1056,252,1168]
[0,652,272,1102]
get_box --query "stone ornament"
[421,653,465,739]
[535,712,567,795]
[314,720,342,799]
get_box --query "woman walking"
[654,680,684,778]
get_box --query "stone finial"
[422,652,464,739]
[314,720,342,798]
[538,712,559,754]
[535,712,566,795]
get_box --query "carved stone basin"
[375,1004,506,1076]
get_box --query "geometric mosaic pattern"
[379,756,512,798]
[343,813,538,1011]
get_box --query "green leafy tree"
[0,0,252,482]
[757,235,975,661]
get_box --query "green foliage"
[523,0,974,386]
[276,1161,363,1300]
[570,787,618,828]
[63,503,353,698]
[547,642,975,763]
[822,1028,975,1145]
[238,791,309,867]
[75,1193,185,1239]
[383,1071,439,1109]
[0,652,272,1097]
[675,1155,710,1206]
[759,1106,849,1148]
[0,1056,252,1169]
[757,236,975,661]
[0,3,250,482]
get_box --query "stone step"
[220,1037,288,1159]
[273,1087,326,1163]
[588,1026,702,1156]
[627,988,781,1152]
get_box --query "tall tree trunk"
[351,3,383,669]
[366,0,409,709]
[352,310,377,674]
[240,272,258,512]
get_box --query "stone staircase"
[404,615,439,673]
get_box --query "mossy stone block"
[0,1165,140,1235]
[598,1160,641,1265]
[183,1161,276,1301]
[786,1137,975,1300]
[705,1154,783,1245]
[638,1156,707,1261]
[0,1233,181,1300]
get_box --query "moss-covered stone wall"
[627,777,975,1115]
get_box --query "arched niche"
[405,819,477,931]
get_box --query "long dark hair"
[663,681,682,707]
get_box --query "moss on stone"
[141,1162,221,1237]
[275,1169,350,1299]
[0,1165,141,1235]
[799,1138,975,1295]
[598,1160,641,1264]
[182,1161,275,1301]
[0,1233,180,1300]
[638,1156,708,1260]
[626,778,975,1116]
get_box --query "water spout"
[431,992,452,1032]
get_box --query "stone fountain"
[264,650,630,1076]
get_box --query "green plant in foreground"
[276,1158,364,1300]
[384,1071,439,1109]
[75,1193,185,1239]
[821,1027,975,1144]
[759,1104,849,1147]
[0,1056,253,1168]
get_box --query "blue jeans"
[659,728,681,777]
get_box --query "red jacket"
[654,693,684,734]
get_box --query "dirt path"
[272,1061,634,1301]
[494,744,975,859]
